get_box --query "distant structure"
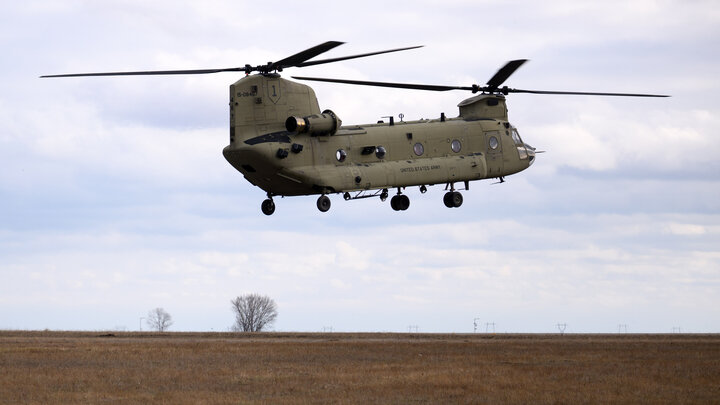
[322,326,333,333]
[557,323,567,335]
[485,322,496,333]
[618,324,628,333]
[473,318,481,333]
[407,325,419,333]
[672,326,683,333]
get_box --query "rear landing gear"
[317,195,331,212]
[443,191,463,208]
[261,198,275,216]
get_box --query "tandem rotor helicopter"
[42,41,668,215]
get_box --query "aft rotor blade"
[506,87,670,97]
[269,41,345,71]
[296,45,424,68]
[486,59,528,91]
[293,76,474,92]
[40,67,246,78]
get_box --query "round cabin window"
[413,142,424,156]
[451,139,462,153]
[489,136,499,150]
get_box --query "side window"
[451,139,461,153]
[489,136,499,150]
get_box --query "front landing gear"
[390,188,410,211]
[261,198,276,216]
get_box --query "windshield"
[511,128,523,146]
[512,128,528,160]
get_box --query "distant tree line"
[144,294,277,333]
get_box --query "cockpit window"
[511,128,523,146]
[512,128,528,160]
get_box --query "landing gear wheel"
[317,195,331,212]
[443,192,453,208]
[390,194,410,211]
[261,199,275,216]
[443,191,463,208]
[451,191,463,207]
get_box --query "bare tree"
[231,294,277,332]
[146,307,173,332]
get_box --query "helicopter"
[42,41,668,215]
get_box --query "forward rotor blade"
[296,45,424,68]
[41,42,423,78]
[269,41,345,71]
[505,87,670,97]
[486,59,528,91]
[40,67,245,78]
[292,76,474,92]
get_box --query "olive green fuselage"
[223,74,534,197]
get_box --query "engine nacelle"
[285,109,341,136]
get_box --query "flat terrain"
[0,331,718,404]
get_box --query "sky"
[1,0,719,333]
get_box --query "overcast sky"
[1,0,718,333]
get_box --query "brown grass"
[0,331,718,404]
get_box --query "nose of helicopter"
[526,143,536,165]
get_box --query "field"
[0,331,718,404]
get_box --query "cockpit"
[510,127,536,165]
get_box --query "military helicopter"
[42,41,668,215]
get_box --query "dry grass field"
[0,331,718,404]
